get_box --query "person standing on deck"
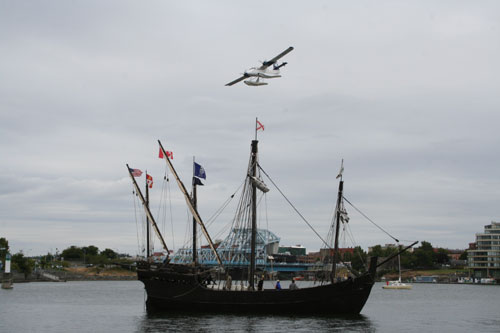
[289,278,299,290]
[224,275,232,290]
[258,275,264,291]
[275,280,281,290]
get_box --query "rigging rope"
[258,164,370,278]
[206,179,244,227]
[344,222,367,268]
[342,196,400,243]
[155,173,168,254]
[132,190,142,256]
[167,173,175,251]
[176,181,243,252]
[265,191,269,256]
[258,164,332,250]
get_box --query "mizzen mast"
[331,179,343,283]
[331,160,344,283]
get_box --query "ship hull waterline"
[138,268,375,314]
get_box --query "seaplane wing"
[259,46,294,69]
[225,74,249,86]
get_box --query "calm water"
[1,281,499,332]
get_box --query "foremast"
[127,164,169,256]
[158,140,224,268]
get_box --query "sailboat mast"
[398,244,402,283]
[331,180,344,283]
[145,172,150,259]
[192,157,197,266]
[249,140,258,290]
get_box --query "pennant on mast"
[257,120,264,131]
[193,177,204,186]
[146,174,153,188]
[255,118,264,140]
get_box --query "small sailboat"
[383,249,412,290]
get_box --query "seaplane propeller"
[273,62,287,70]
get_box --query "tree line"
[2,236,468,278]
[1,237,130,278]
[342,241,467,273]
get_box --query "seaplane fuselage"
[244,68,282,79]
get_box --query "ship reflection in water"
[136,312,375,333]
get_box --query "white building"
[468,221,500,279]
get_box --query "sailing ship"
[127,127,410,314]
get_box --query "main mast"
[331,179,343,283]
[249,140,258,290]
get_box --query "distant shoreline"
[13,275,137,283]
[10,266,137,283]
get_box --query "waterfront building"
[278,245,306,256]
[318,248,356,267]
[446,249,464,261]
[468,221,500,279]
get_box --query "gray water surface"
[0,281,498,332]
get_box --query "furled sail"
[250,176,269,193]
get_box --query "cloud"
[1,1,499,255]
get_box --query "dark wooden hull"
[138,260,377,314]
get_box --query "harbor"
[1,0,500,331]
[1,280,499,332]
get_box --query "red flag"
[146,174,153,188]
[256,120,265,131]
[159,148,173,159]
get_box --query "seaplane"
[225,46,294,86]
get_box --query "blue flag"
[194,162,206,179]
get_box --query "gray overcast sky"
[1,1,499,256]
